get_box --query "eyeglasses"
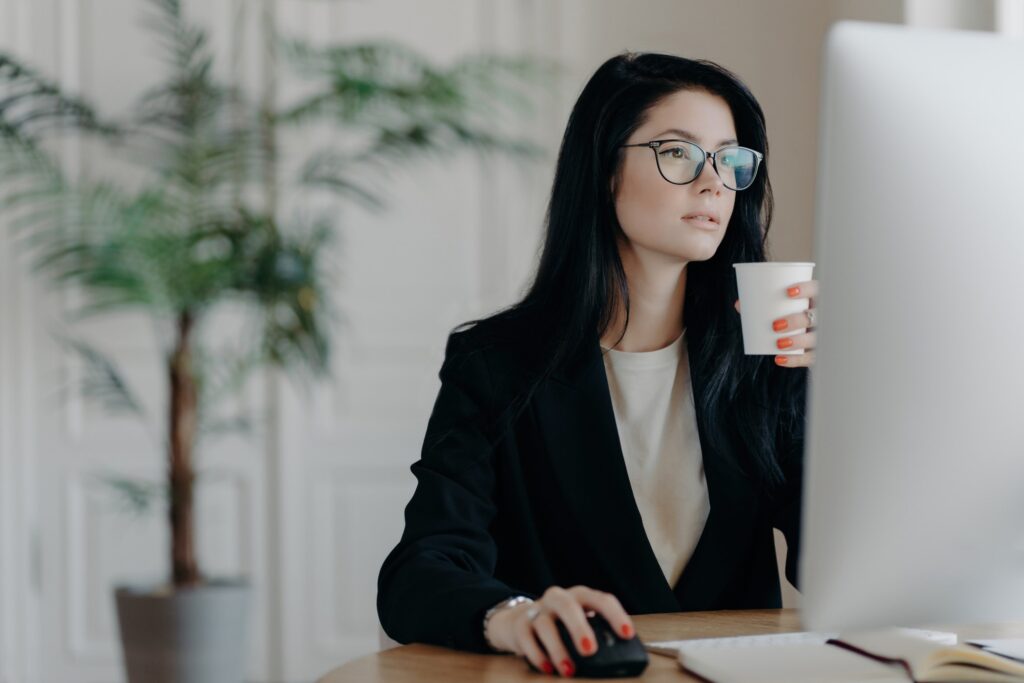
[619,139,764,191]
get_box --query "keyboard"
[646,628,957,657]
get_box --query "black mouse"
[527,613,649,678]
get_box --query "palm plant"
[1,0,550,590]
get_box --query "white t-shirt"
[600,329,710,587]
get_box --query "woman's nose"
[695,153,724,190]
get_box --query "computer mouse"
[527,612,649,678]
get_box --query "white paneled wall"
[0,1,556,682]
[271,1,560,677]
[1,0,44,679]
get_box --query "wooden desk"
[317,609,1024,682]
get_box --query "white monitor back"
[800,20,1024,632]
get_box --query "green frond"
[232,211,335,375]
[0,51,119,146]
[298,150,386,210]
[278,39,549,198]
[279,38,554,130]
[139,0,214,76]
[194,344,259,409]
[57,335,147,418]
[95,472,165,517]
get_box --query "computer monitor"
[799,20,1024,632]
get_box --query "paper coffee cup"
[733,262,815,355]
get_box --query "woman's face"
[613,88,738,263]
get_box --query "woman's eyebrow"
[653,128,738,146]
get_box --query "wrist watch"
[482,595,534,652]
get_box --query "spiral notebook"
[651,628,1024,683]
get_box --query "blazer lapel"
[671,349,761,609]
[533,336,680,613]
[533,332,763,613]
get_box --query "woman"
[377,52,818,677]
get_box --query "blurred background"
[1,1,1021,682]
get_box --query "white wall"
[906,0,995,29]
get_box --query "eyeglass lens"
[655,141,759,190]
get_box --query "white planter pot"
[114,580,250,683]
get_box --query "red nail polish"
[787,286,801,297]
[580,636,594,654]
[541,661,554,675]
[561,659,575,677]
[775,355,788,365]
[773,319,789,332]
[621,623,633,638]
[777,337,794,349]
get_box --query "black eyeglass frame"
[619,139,764,191]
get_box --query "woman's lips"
[682,215,720,230]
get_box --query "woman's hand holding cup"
[733,262,818,367]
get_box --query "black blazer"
[377,313,806,653]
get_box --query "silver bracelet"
[482,595,534,652]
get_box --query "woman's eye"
[660,147,689,159]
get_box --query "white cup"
[733,262,816,355]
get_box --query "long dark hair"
[452,52,807,489]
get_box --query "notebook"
[652,628,1024,683]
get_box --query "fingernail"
[772,319,788,332]
[775,355,788,365]
[561,659,575,677]
[787,286,801,297]
[777,337,794,349]
[580,636,594,654]
[621,623,633,638]
[541,661,554,675]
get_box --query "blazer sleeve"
[771,372,808,591]
[771,448,803,591]
[377,330,535,652]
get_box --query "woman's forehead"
[641,89,737,143]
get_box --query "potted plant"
[0,1,550,681]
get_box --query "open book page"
[836,629,1024,683]
[675,640,909,683]
[968,640,1024,663]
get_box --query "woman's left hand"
[734,279,819,368]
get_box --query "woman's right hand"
[486,585,635,677]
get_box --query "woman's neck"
[600,240,687,352]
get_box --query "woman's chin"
[676,237,724,262]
